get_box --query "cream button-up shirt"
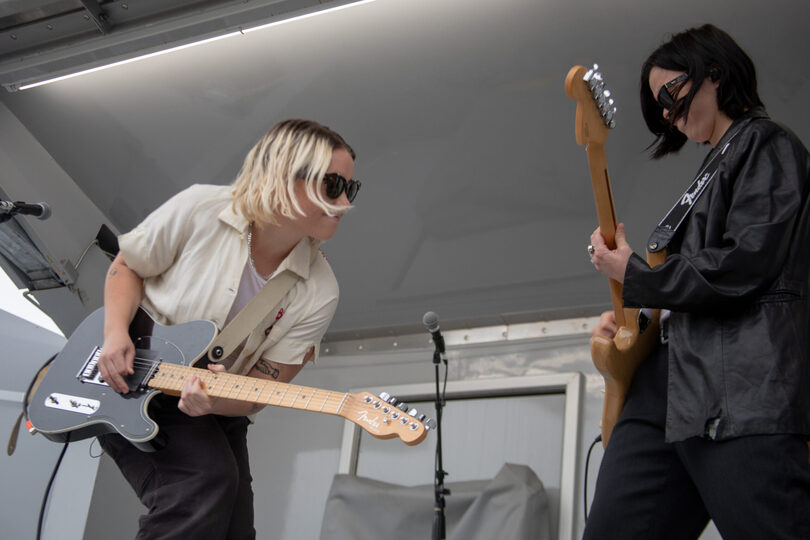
[118,184,339,374]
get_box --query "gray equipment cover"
[320,463,550,540]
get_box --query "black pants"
[583,344,810,540]
[98,395,255,540]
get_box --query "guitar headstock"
[565,64,617,147]
[342,391,433,446]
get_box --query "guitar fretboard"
[148,364,350,416]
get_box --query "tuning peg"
[583,63,599,82]
[596,89,610,110]
[387,396,398,406]
[606,108,617,128]
[408,408,418,417]
[424,418,437,431]
[378,392,391,402]
[396,402,408,412]
[587,68,604,90]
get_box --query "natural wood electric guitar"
[26,307,429,450]
[565,64,665,447]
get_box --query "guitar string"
[108,357,422,426]
[94,354,421,435]
[114,357,348,400]
[108,358,421,432]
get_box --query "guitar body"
[27,308,218,451]
[565,65,666,446]
[591,301,662,446]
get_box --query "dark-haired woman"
[584,24,810,539]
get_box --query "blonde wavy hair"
[232,119,356,225]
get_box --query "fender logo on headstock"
[355,409,382,431]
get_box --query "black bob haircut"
[640,24,763,159]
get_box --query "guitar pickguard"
[27,307,218,449]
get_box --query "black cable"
[21,353,62,540]
[36,437,70,540]
[434,355,449,475]
[441,355,448,405]
[583,433,603,522]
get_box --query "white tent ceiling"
[1,0,808,336]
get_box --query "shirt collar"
[218,200,249,233]
[218,202,318,280]
[277,237,318,280]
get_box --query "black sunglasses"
[656,72,689,110]
[323,173,361,202]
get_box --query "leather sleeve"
[622,125,808,312]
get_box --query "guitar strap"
[7,354,55,456]
[645,118,751,254]
[206,241,320,374]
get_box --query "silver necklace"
[247,224,271,280]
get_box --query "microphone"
[422,311,445,354]
[0,200,51,220]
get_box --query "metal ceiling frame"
[0,0,367,92]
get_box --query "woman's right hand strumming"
[98,253,144,394]
[98,330,136,394]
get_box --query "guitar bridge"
[77,347,105,386]
[77,346,161,392]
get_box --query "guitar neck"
[586,142,626,326]
[148,363,350,416]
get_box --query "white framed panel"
[338,372,583,540]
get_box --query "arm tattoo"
[108,267,119,276]
[255,359,280,379]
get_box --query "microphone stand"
[432,345,450,540]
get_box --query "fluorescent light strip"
[19,0,376,91]
[242,0,375,34]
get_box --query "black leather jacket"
[622,108,810,442]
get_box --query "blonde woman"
[97,119,359,539]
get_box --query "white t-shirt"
[117,184,339,374]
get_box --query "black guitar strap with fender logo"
[646,118,752,253]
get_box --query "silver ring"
[587,244,595,256]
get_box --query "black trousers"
[98,395,255,540]
[583,344,810,540]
